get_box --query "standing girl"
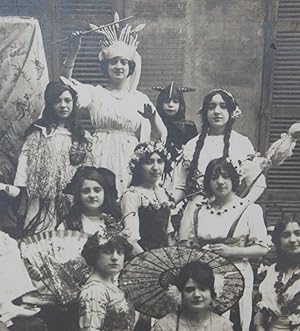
[60,17,166,194]
[13,81,93,235]
[153,81,197,162]
[176,89,266,241]
[183,158,270,331]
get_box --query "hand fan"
[19,230,90,305]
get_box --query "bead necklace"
[205,200,246,215]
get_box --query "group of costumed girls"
[0,14,299,331]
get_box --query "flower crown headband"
[200,88,242,120]
[91,213,131,247]
[128,141,171,174]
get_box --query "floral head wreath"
[200,88,242,120]
[224,157,244,184]
[128,141,171,174]
[88,214,131,247]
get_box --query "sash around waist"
[94,128,137,137]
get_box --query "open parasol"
[119,246,244,319]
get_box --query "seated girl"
[60,166,120,234]
[120,141,175,255]
[254,213,300,331]
[79,223,135,331]
[152,261,233,331]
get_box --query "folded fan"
[19,230,90,305]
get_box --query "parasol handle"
[51,16,134,45]
[240,169,266,198]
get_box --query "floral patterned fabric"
[257,264,300,330]
[14,127,94,232]
[0,17,49,183]
[79,280,135,331]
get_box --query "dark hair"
[24,81,90,165]
[100,59,136,77]
[81,235,133,267]
[130,142,172,186]
[176,261,216,299]
[186,89,238,193]
[156,88,186,122]
[203,158,239,197]
[272,212,300,271]
[64,167,121,230]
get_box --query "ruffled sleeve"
[79,282,109,331]
[14,131,42,187]
[235,134,266,200]
[256,264,281,313]
[174,135,198,193]
[120,188,142,241]
[14,137,30,187]
[239,204,271,248]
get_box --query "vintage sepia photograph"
[0,1,299,330]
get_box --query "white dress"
[187,201,270,331]
[70,80,167,194]
[177,130,266,241]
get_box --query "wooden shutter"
[260,0,300,227]
[52,0,114,130]
[124,0,187,103]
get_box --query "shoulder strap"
[193,204,203,239]
[226,203,250,239]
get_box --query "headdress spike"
[169,81,175,99]
[152,86,165,91]
[177,87,196,92]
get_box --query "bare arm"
[60,32,82,79]
[210,243,269,259]
[120,190,145,256]
[138,104,167,142]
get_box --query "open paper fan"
[119,246,244,319]
[19,230,90,305]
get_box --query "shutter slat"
[57,0,112,131]
[59,0,112,16]
[278,0,300,19]
[272,30,300,106]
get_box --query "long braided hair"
[186,89,238,193]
